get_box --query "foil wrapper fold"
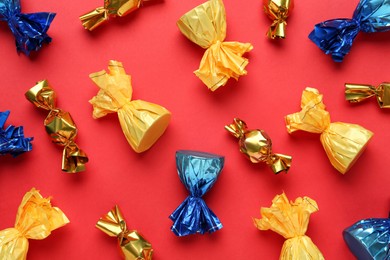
[253,192,324,260]
[225,118,291,174]
[0,188,69,260]
[263,0,294,39]
[309,0,390,62]
[170,150,224,236]
[25,80,88,173]
[89,60,171,153]
[346,83,390,108]
[0,0,55,55]
[96,205,153,260]
[285,87,373,174]
[177,0,253,91]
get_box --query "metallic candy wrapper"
[25,80,88,173]
[96,205,153,260]
[285,87,373,174]
[0,110,33,157]
[177,0,253,91]
[89,60,171,153]
[0,0,55,56]
[225,118,291,174]
[253,193,324,260]
[263,0,294,39]
[309,0,390,62]
[346,83,390,108]
[0,188,69,260]
[170,150,224,236]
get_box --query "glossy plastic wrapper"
[177,0,253,91]
[285,87,373,174]
[96,205,153,260]
[309,0,390,62]
[346,82,390,108]
[89,60,171,153]
[263,0,294,39]
[0,188,69,260]
[170,150,224,236]
[253,192,324,260]
[25,80,88,173]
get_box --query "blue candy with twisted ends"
[343,216,390,259]
[309,0,390,62]
[0,0,55,56]
[0,110,33,157]
[170,150,224,236]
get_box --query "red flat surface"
[0,0,389,259]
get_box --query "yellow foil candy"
[263,0,294,39]
[225,118,292,174]
[25,80,89,173]
[286,87,373,174]
[0,188,69,260]
[89,60,171,153]
[345,83,390,108]
[177,0,253,91]
[96,205,153,260]
[253,193,324,260]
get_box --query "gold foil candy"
[285,87,373,174]
[0,188,69,260]
[177,0,253,91]
[253,192,324,260]
[345,83,390,108]
[225,118,291,174]
[263,0,294,39]
[25,80,88,173]
[89,60,171,153]
[96,205,153,260]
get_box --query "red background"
[0,0,389,259]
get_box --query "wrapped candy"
[177,0,253,91]
[170,150,224,236]
[345,82,390,108]
[263,0,294,39]
[343,216,390,260]
[0,110,33,157]
[25,80,88,173]
[96,205,153,260]
[0,188,69,260]
[285,87,373,174]
[253,192,324,260]
[80,0,150,31]
[225,118,292,174]
[0,0,55,56]
[89,60,171,153]
[309,0,390,62]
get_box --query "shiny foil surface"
[177,0,253,91]
[225,118,291,174]
[309,0,390,62]
[263,0,294,39]
[285,87,373,174]
[346,83,390,108]
[89,60,171,153]
[253,192,324,260]
[0,188,69,260]
[96,205,153,260]
[25,80,88,173]
[0,0,55,56]
[0,110,33,157]
[170,150,224,236]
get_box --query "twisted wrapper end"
[25,80,56,111]
[263,0,293,39]
[345,83,390,108]
[224,118,248,138]
[268,153,292,174]
[62,141,88,173]
[80,7,108,31]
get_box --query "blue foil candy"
[0,110,33,157]
[343,217,390,259]
[0,0,55,56]
[309,0,390,62]
[170,150,224,236]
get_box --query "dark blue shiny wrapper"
[0,110,33,156]
[309,0,390,62]
[0,0,55,56]
[343,217,390,259]
[170,150,224,236]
